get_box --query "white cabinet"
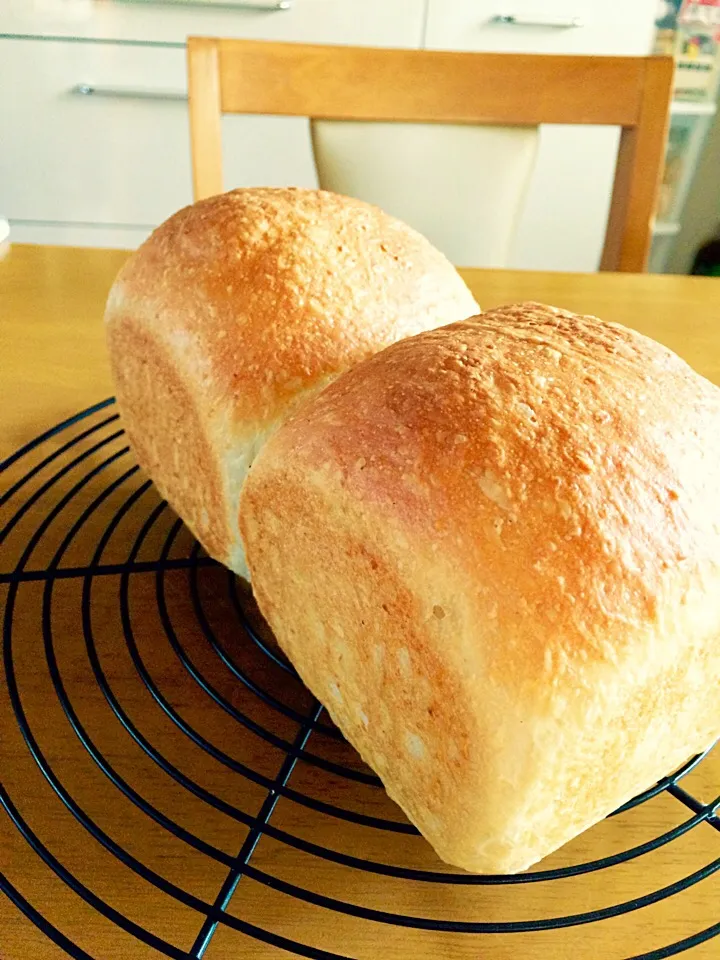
[0,2,424,249]
[424,0,658,271]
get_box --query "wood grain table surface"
[1,243,718,959]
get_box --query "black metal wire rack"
[1,398,718,960]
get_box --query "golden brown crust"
[105,187,478,570]
[240,301,720,872]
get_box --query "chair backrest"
[311,120,540,270]
[187,38,673,272]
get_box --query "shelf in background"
[670,99,718,117]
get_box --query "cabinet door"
[1,0,425,46]
[0,37,318,232]
[424,0,658,271]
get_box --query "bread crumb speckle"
[406,732,426,759]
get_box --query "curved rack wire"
[1,399,718,960]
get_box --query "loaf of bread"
[105,187,478,575]
[240,301,720,874]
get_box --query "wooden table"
[1,243,719,960]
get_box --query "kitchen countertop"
[1,243,718,959]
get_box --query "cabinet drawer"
[6,220,152,250]
[0,37,317,228]
[425,0,656,56]
[2,0,425,47]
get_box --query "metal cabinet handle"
[71,83,187,101]
[491,14,584,28]
[112,0,293,10]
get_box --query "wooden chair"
[187,38,673,272]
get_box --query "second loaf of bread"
[240,302,720,874]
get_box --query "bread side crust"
[107,314,229,562]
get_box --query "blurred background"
[1,0,718,274]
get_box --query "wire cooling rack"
[1,398,718,960]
